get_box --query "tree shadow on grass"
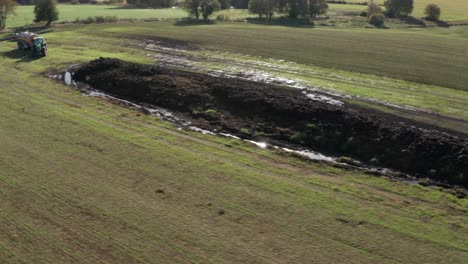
[108,6,156,9]
[174,19,216,26]
[397,16,450,28]
[397,16,427,27]
[13,25,53,34]
[245,17,315,28]
[1,49,41,63]
[174,17,315,28]
[435,20,450,27]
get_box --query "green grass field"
[5,5,188,28]
[1,14,467,263]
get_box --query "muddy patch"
[72,58,468,188]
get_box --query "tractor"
[16,31,48,57]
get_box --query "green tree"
[249,0,278,20]
[264,0,278,19]
[287,0,297,18]
[34,0,59,26]
[369,13,384,27]
[298,0,310,18]
[127,0,174,8]
[249,0,266,18]
[424,4,441,21]
[219,0,230,9]
[399,0,413,16]
[231,0,249,9]
[184,0,201,20]
[287,0,309,18]
[278,0,288,12]
[199,0,220,20]
[285,0,326,19]
[384,0,413,17]
[367,0,382,17]
[0,0,16,30]
[309,0,327,18]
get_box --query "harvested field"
[74,58,468,186]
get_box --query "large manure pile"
[74,58,468,186]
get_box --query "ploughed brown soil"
[74,58,468,187]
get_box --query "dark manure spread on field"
[73,58,468,188]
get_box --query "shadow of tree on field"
[174,16,315,28]
[397,16,451,28]
[1,49,41,63]
[245,17,315,28]
[0,36,14,42]
[435,20,450,27]
[13,25,53,34]
[108,6,155,9]
[174,19,217,26]
[397,16,426,27]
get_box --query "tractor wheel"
[42,47,48,57]
[17,42,23,50]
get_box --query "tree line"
[248,0,328,20]
[127,0,248,9]
[0,0,443,31]
[184,0,441,22]
[183,0,329,21]
[364,0,440,27]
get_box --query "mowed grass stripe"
[0,118,218,262]
[0,133,160,262]
[0,92,370,262]
[2,85,376,262]
[0,102,231,262]
[0,125,406,262]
